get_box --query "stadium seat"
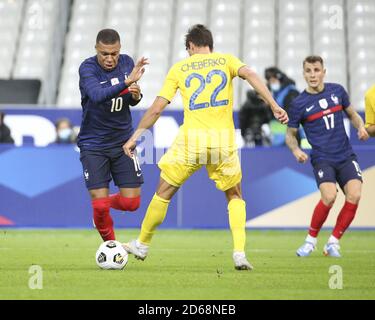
[0,0,24,78]
[347,0,375,110]
[136,0,174,109]
[312,0,347,88]
[172,0,208,64]
[105,0,140,57]
[57,0,106,107]
[209,0,242,109]
[278,0,311,91]
[209,0,241,57]
[12,0,68,105]
[241,0,276,106]
[13,0,58,79]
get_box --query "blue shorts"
[312,156,363,190]
[79,147,144,190]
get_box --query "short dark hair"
[303,55,324,67]
[185,24,213,51]
[265,67,284,81]
[96,29,120,45]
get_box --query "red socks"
[92,197,115,241]
[332,201,358,239]
[109,193,140,212]
[309,200,358,239]
[309,200,332,237]
[92,195,141,241]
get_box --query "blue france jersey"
[288,83,355,164]
[77,54,140,151]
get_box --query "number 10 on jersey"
[111,97,123,112]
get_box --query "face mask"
[270,82,281,92]
[58,128,72,141]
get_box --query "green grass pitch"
[1,229,374,300]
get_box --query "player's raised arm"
[286,127,308,163]
[344,105,369,141]
[79,65,127,104]
[125,57,149,86]
[238,66,288,124]
[123,96,169,157]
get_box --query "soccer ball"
[95,240,128,270]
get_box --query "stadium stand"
[0,0,374,110]
[347,0,375,110]
[57,0,106,107]
[0,0,24,79]
[277,0,311,91]
[172,0,208,64]
[12,0,69,105]
[312,0,347,89]
[106,0,140,59]
[240,0,276,104]
[209,0,242,109]
[136,0,174,107]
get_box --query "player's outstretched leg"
[123,193,171,260]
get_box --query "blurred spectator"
[264,67,307,147]
[239,90,273,147]
[265,67,300,113]
[0,111,14,144]
[55,118,77,144]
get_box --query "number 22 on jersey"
[185,69,229,110]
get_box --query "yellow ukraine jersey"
[365,85,375,128]
[158,52,246,149]
[157,52,246,191]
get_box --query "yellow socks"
[139,194,170,245]
[228,199,247,252]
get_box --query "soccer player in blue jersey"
[78,29,148,241]
[286,55,369,257]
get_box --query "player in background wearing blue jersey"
[286,56,369,257]
[78,29,148,241]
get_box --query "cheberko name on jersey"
[181,58,226,72]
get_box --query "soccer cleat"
[122,239,149,261]
[296,241,316,257]
[233,252,253,271]
[323,243,341,257]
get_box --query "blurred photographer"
[265,67,300,113]
[265,67,306,146]
[239,90,273,146]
